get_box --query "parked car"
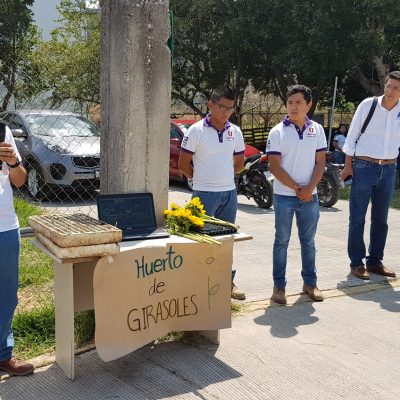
[169,119,261,190]
[171,118,199,134]
[169,121,192,189]
[0,110,100,199]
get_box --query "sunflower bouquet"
[163,197,239,245]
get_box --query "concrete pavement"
[1,185,400,399]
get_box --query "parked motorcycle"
[236,153,273,208]
[317,160,342,207]
[263,152,344,208]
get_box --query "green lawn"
[13,197,95,359]
[339,187,400,209]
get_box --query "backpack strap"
[0,122,5,142]
[361,96,378,134]
[354,96,378,154]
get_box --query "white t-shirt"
[333,133,346,150]
[266,119,327,196]
[181,117,245,191]
[0,126,22,232]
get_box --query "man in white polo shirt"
[178,86,246,300]
[266,85,327,304]
[341,71,400,280]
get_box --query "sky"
[32,1,99,40]
[31,0,61,40]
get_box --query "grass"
[339,187,400,209]
[13,306,95,359]
[14,197,43,228]
[12,197,96,359]
[13,306,56,358]
[19,240,54,288]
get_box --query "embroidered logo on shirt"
[226,129,235,141]
[182,136,189,146]
[307,127,316,137]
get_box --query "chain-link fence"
[1,68,101,227]
[5,109,100,220]
[0,13,101,356]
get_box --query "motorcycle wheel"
[251,174,273,209]
[318,173,339,207]
[184,177,193,191]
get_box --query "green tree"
[0,0,39,111]
[170,0,260,117]
[246,0,361,115]
[33,0,100,109]
[247,0,400,111]
[345,0,400,96]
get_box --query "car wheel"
[27,162,49,200]
[184,177,193,191]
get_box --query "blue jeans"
[192,189,237,282]
[333,150,345,164]
[348,160,396,267]
[273,194,319,288]
[192,189,237,223]
[0,228,20,362]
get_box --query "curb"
[234,278,400,315]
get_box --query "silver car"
[0,110,100,199]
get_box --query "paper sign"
[94,236,233,361]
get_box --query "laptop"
[96,192,170,241]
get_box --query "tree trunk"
[355,63,386,96]
[100,0,171,223]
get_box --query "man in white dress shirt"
[341,71,400,280]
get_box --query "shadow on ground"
[336,276,400,313]
[253,298,319,338]
[0,339,241,400]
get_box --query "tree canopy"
[8,0,400,116]
[0,0,39,111]
[32,0,100,109]
[170,0,400,115]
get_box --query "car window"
[0,113,11,125]
[25,114,100,137]
[10,115,25,131]
[170,125,182,140]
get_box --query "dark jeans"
[0,228,20,362]
[348,159,396,267]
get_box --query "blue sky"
[32,0,61,40]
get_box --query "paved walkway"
[1,186,400,399]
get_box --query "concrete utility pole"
[100,0,171,222]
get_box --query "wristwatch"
[7,159,20,168]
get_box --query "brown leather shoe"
[367,264,396,278]
[351,266,370,280]
[270,287,287,305]
[303,285,324,302]
[231,283,246,300]
[0,358,34,376]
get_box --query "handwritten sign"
[93,237,233,361]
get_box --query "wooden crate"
[29,214,122,248]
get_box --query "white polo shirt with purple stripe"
[181,115,245,191]
[266,116,327,196]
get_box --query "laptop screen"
[97,193,157,232]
